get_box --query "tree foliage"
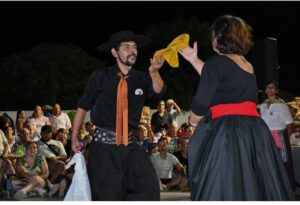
[0,43,105,110]
[0,16,213,111]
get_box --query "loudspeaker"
[246,38,279,90]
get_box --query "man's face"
[158,140,168,153]
[20,128,31,144]
[158,102,165,112]
[265,83,278,97]
[53,104,61,115]
[114,41,138,66]
[41,131,53,142]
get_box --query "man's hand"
[149,55,165,74]
[72,137,81,153]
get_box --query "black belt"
[93,126,135,145]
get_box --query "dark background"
[0,1,299,109]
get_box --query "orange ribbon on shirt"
[116,72,129,146]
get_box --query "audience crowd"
[1,95,300,200]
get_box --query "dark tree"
[0,43,105,110]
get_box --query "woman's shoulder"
[206,55,229,63]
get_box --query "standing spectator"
[259,80,296,191]
[27,105,50,134]
[49,103,72,133]
[151,100,172,134]
[42,105,53,118]
[166,99,181,126]
[15,110,27,135]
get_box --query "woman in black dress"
[179,14,294,200]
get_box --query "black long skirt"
[188,115,294,201]
[87,142,160,201]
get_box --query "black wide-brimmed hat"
[97,30,150,51]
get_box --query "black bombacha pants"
[87,142,160,201]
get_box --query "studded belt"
[93,126,134,145]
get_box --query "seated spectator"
[166,124,179,154]
[150,137,186,191]
[173,138,189,191]
[147,143,158,156]
[140,106,152,126]
[0,113,15,136]
[24,122,41,142]
[290,127,300,146]
[36,125,66,184]
[55,128,72,161]
[134,125,153,153]
[11,128,31,157]
[0,129,10,157]
[4,126,16,149]
[84,121,95,136]
[178,123,194,139]
[0,157,15,197]
[12,142,59,200]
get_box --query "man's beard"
[119,54,137,67]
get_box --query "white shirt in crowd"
[150,152,179,179]
[168,109,179,127]
[0,130,8,155]
[49,112,72,131]
[37,139,67,158]
[259,102,293,130]
[28,116,50,134]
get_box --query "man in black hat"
[71,30,166,200]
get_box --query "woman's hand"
[179,42,204,75]
[179,42,198,64]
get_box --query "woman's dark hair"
[211,14,254,55]
[16,110,25,123]
[265,80,279,90]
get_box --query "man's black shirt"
[77,65,166,132]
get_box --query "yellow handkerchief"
[153,34,190,68]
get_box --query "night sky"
[1,1,300,95]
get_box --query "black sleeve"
[191,57,221,116]
[77,70,103,111]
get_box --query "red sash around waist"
[210,101,259,119]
